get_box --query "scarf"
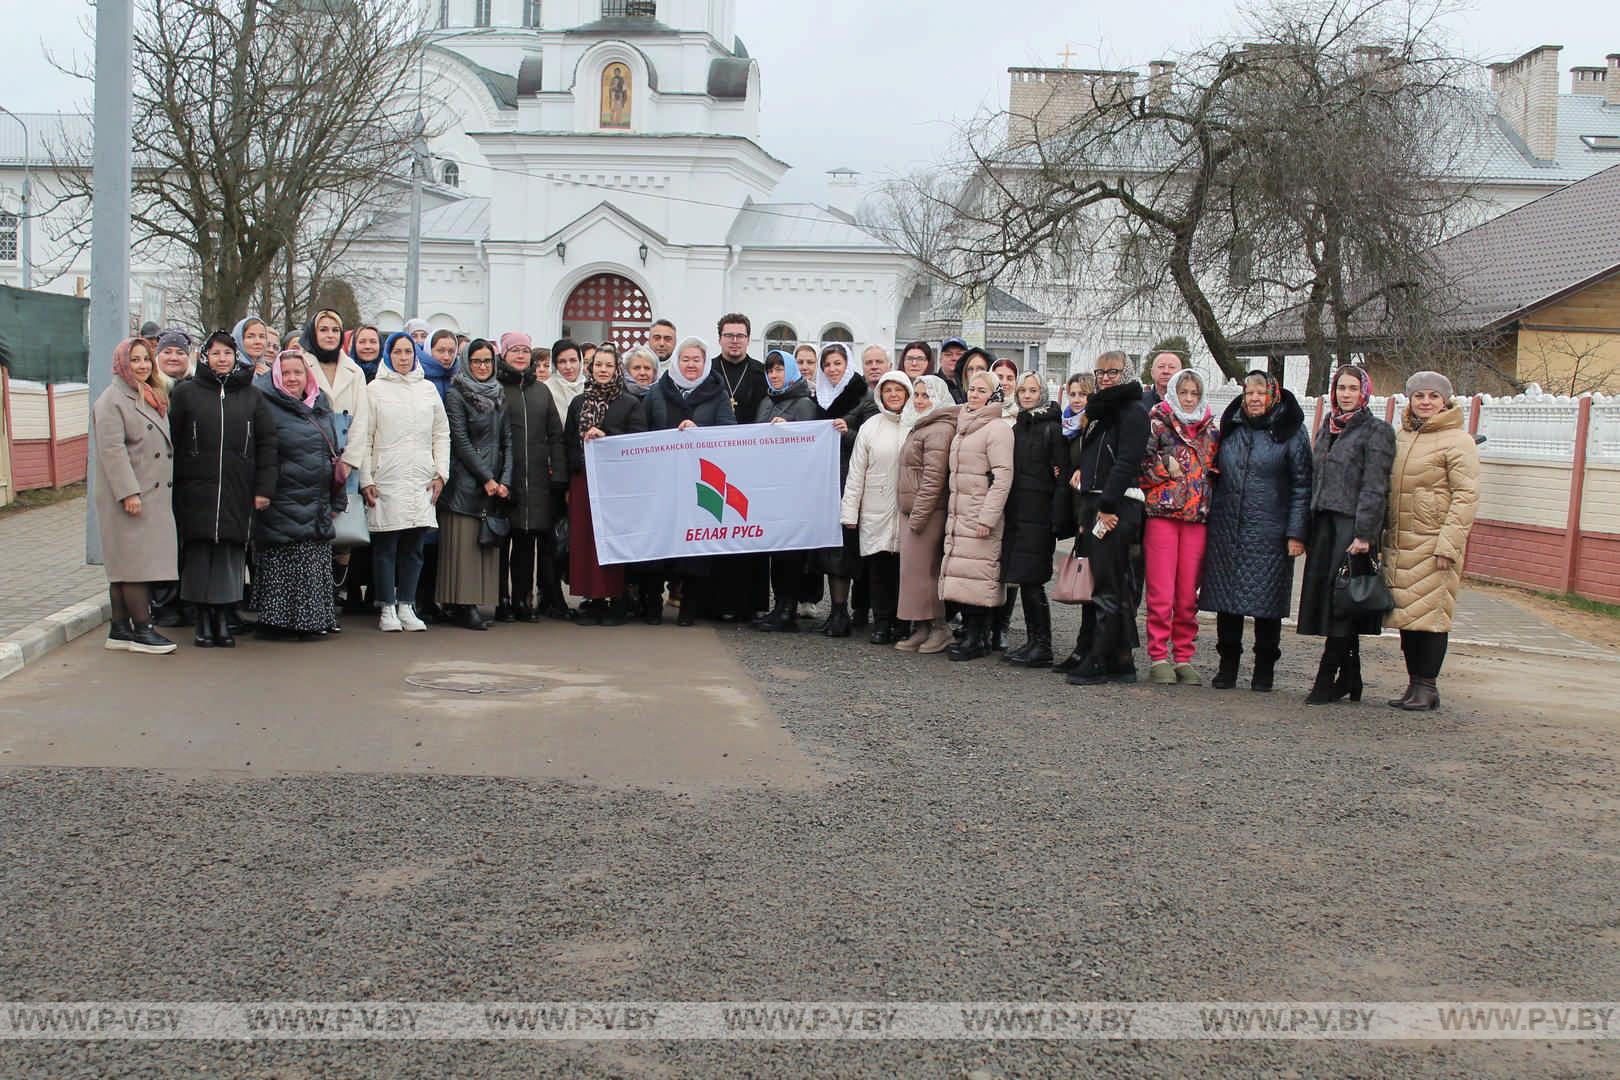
[1242,369,1282,428]
[271,349,319,407]
[452,349,504,413]
[577,358,625,437]
[112,338,167,416]
[1168,368,1210,427]
[299,310,344,365]
[764,349,803,398]
[546,364,586,414]
[901,374,952,430]
[815,356,856,410]
[666,354,713,394]
[1326,363,1373,435]
[1061,403,1084,439]
[348,324,382,381]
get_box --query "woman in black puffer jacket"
[495,332,567,622]
[169,329,276,647]
[436,339,512,630]
[252,350,346,639]
[1000,372,1064,668]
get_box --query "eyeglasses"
[720,332,749,341]
[1094,367,1125,378]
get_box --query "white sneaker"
[379,604,403,633]
[396,604,427,632]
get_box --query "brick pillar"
[1467,394,1483,436]
[1384,396,1398,425]
[45,383,60,489]
[1562,396,1594,595]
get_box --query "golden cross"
[1058,43,1078,68]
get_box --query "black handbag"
[1332,551,1394,618]
[478,506,511,547]
[551,515,570,560]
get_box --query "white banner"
[583,420,842,565]
[3,1001,1617,1040]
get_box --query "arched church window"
[600,62,632,129]
[821,324,854,345]
[763,323,796,354]
[441,161,460,188]
[0,213,17,263]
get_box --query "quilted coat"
[1199,390,1313,619]
[252,377,347,546]
[1382,403,1479,632]
[938,403,1015,607]
[1000,401,1064,585]
[840,372,911,556]
[168,361,276,545]
[361,355,451,533]
[897,404,960,622]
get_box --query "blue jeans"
[372,528,426,607]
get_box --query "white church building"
[341,0,922,354]
[0,0,923,359]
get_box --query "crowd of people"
[91,310,1481,709]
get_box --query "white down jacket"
[840,371,911,556]
[361,357,451,532]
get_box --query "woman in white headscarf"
[545,338,587,424]
[895,373,959,653]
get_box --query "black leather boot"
[1304,638,1347,704]
[947,612,991,661]
[194,608,216,649]
[1336,637,1364,702]
[1211,622,1241,689]
[1005,589,1052,667]
[1250,646,1279,692]
[211,606,236,648]
[821,601,851,638]
[127,622,177,655]
[869,617,897,645]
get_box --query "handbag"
[1051,544,1095,604]
[1332,551,1394,618]
[478,505,511,547]
[332,471,370,548]
[551,515,570,561]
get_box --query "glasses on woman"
[1094,366,1125,379]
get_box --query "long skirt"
[569,473,623,599]
[436,510,500,606]
[252,541,336,633]
[1297,509,1383,638]
[897,509,947,622]
[180,540,246,604]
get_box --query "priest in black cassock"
[708,313,771,620]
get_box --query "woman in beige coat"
[840,370,912,644]
[1383,370,1480,711]
[939,371,1015,661]
[896,374,960,654]
[91,338,179,654]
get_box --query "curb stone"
[0,596,111,681]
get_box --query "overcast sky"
[1,0,1610,201]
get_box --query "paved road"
[2,610,1616,1077]
[0,497,106,639]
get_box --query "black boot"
[1336,637,1364,702]
[1211,619,1242,690]
[458,604,490,630]
[105,617,133,652]
[127,622,177,655]
[194,608,216,648]
[223,605,245,635]
[989,592,1015,651]
[601,597,627,628]
[947,612,992,661]
[642,589,664,626]
[495,602,515,623]
[1005,589,1052,668]
[211,606,236,648]
[676,595,696,627]
[821,601,851,638]
[1304,638,1348,705]
[869,616,897,645]
[1251,646,1279,692]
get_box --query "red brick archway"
[561,273,652,351]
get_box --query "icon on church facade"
[601,63,632,129]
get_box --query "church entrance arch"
[561,272,652,351]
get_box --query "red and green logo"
[696,458,749,522]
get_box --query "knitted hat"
[1405,370,1454,400]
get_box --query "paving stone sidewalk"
[0,497,108,640]
[1,496,1615,659]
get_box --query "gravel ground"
[3,602,1618,1078]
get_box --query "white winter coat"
[840,373,909,556]
[361,360,450,532]
[311,354,372,471]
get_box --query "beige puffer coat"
[1382,402,1479,632]
[840,372,910,556]
[938,404,1015,607]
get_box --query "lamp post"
[0,106,31,289]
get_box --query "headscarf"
[1167,368,1209,427]
[621,345,659,399]
[112,337,167,416]
[576,351,625,439]
[378,331,421,380]
[666,337,713,393]
[763,349,803,398]
[1241,369,1281,427]
[347,324,382,381]
[452,339,504,413]
[270,348,319,408]
[873,370,912,425]
[546,338,587,413]
[299,309,344,365]
[902,373,952,430]
[815,344,855,410]
[156,327,192,354]
[403,318,430,339]
[991,357,1020,417]
[229,315,269,371]
[1326,363,1372,435]
[499,331,532,355]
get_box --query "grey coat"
[1309,410,1396,544]
[442,381,513,519]
[92,380,179,583]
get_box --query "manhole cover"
[405,672,549,695]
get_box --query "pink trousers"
[1143,517,1207,664]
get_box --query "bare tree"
[49,0,425,330]
[867,0,1482,388]
[1513,331,1620,397]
